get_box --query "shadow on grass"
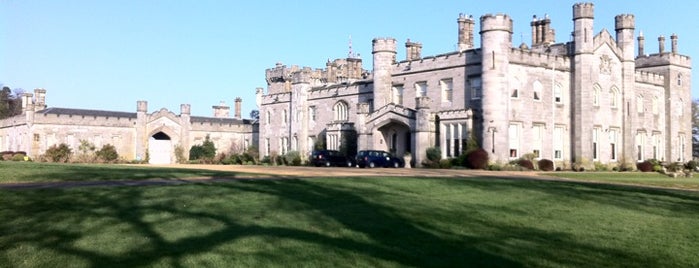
[1,176,698,267]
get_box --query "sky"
[2,1,698,118]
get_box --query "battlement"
[636,53,692,68]
[480,14,513,33]
[372,38,397,53]
[573,2,594,19]
[635,71,665,86]
[265,63,299,85]
[509,48,571,71]
[394,49,479,74]
[614,14,635,30]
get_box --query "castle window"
[266,111,271,125]
[554,84,562,103]
[265,138,270,157]
[533,81,542,101]
[592,127,601,161]
[554,126,564,160]
[652,96,659,115]
[280,137,288,155]
[532,124,543,159]
[636,132,645,161]
[292,136,298,151]
[508,123,520,159]
[282,109,288,125]
[309,106,316,122]
[609,129,619,161]
[392,85,404,105]
[593,84,600,106]
[677,74,683,86]
[511,89,518,99]
[610,87,620,108]
[440,79,453,102]
[469,77,482,100]
[33,134,40,142]
[652,133,662,160]
[415,81,427,98]
[679,134,686,162]
[636,95,644,114]
[333,101,349,121]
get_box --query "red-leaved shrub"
[464,148,489,169]
[538,159,554,171]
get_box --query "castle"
[257,2,692,168]
[0,89,257,163]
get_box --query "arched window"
[610,87,620,108]
[554,83,562,103]
[334,101,349,121]
[592,84,601,106]
[533,80,542,101]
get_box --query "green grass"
[547,171,699,191]
[0,161,242,183]
[1,175,698,267]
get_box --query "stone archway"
[376,121,412,157]
[148,132,172,164]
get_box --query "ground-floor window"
[592,127,601,161]
[508,123,520,159]
[609,129,618,161]
[554,126,564,160]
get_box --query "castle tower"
[33,88,46,111]
[135,101,148,161]
[637,31,645,56]
[615,14,637,164]
[479,13,512,161]
[571,3,595,162]
[372,38,397,110]
[457,14,475,51]
[405,39,422,61]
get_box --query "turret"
[33,88,46,111]
[614,14,635,60]
[372,37,397,110]
[637,31,645,56]
[180,104,190,115]
[405,39,422,61]
[234,97,242,120]
[457,14,475,51]
[573,3,594,54]
[255,87,264,108]
[671,33,678,54]
[479,13,512,161]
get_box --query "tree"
[250,109,260,120]
[0,86,24,119]
[338,128,358,157]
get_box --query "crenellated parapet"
[573,3,594,19]
[480,14,513,34]
[635,71,665,86]
[636,53,691,68]
[509,48,571,70]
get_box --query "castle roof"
[190,116,253,125]
[38,107,137,118]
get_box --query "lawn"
[1,166,698,267]
[0,161,242,183]
[548,171,699,191]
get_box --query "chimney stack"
[637,31,645,56]
[234,97,242,120]
[212,101,230,118]
[658,35,665,53]
[671,33,678,54]
[405,39,422,61]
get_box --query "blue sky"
[2,1,697,117]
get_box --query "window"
[533,80,542,101]
[636,132,645,161]
[532,124,543,159]
[679,134,686,162]
[678,99,684,116]
[652,134,662,160]
[266,111,271,125]
[392,85,404,105]
[652,96,659,115]
[593,127,601,161]
[609,129,618,161]
[554,126,564,160]
[415,81,427,98]
[33,134,40,142]
[282,109,288,125]
[678,73,683,86]
[440,79,453,102]
[292,136,298,151]
[309,106,316,122]
[333,101,349,121]
[280,137,288,155]
[470,77,482,100]
[593,84,600,106]
[636,95,644,113]
[610,87,620,108]
[509,124,520,158]
[327,134,338,150]
[265,138,270,156]
[511,89,518,98]
[554,84,562,103]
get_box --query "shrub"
[44,143,73,163]
[439,159,452,169]
[11,154,26,161]
[685,160,698,171]
[464,148,489,169]
[95,144,119,162]
[517,159,534,170]
[283,151,302,166]
[426,147,441,162]
[174,145,186,164]
[636,160,653,172]
[538,159,554,171]
[189,135,216,161]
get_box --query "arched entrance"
[148,132,172,164]
[376,121,411,156]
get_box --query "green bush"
[464,148,488,169]
[685,160,698,171]
[44,143,73,163]
[517,159,534,170]
[538,159,554,171]
[426,147,441,162]
[189,135,216,161]
[439,159,452,169]
[283,151,302,166]
[11,154,25,161]
[96,144,119,162]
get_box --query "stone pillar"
[356,102,371,150]
[234,97,242,119]
[135,101,148,161]
[414,96,433,167]
[440,122,447,159]
[179,104,191,162]
[33,88,46,111]
[449,123,455,157]
[458,123,464,156]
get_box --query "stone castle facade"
[258,2,692,167]
[0,89,257,164]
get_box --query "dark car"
[355,150,404,168]
[310,150,353,167]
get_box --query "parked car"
[355,150,404,168]
[310,150,353,167]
